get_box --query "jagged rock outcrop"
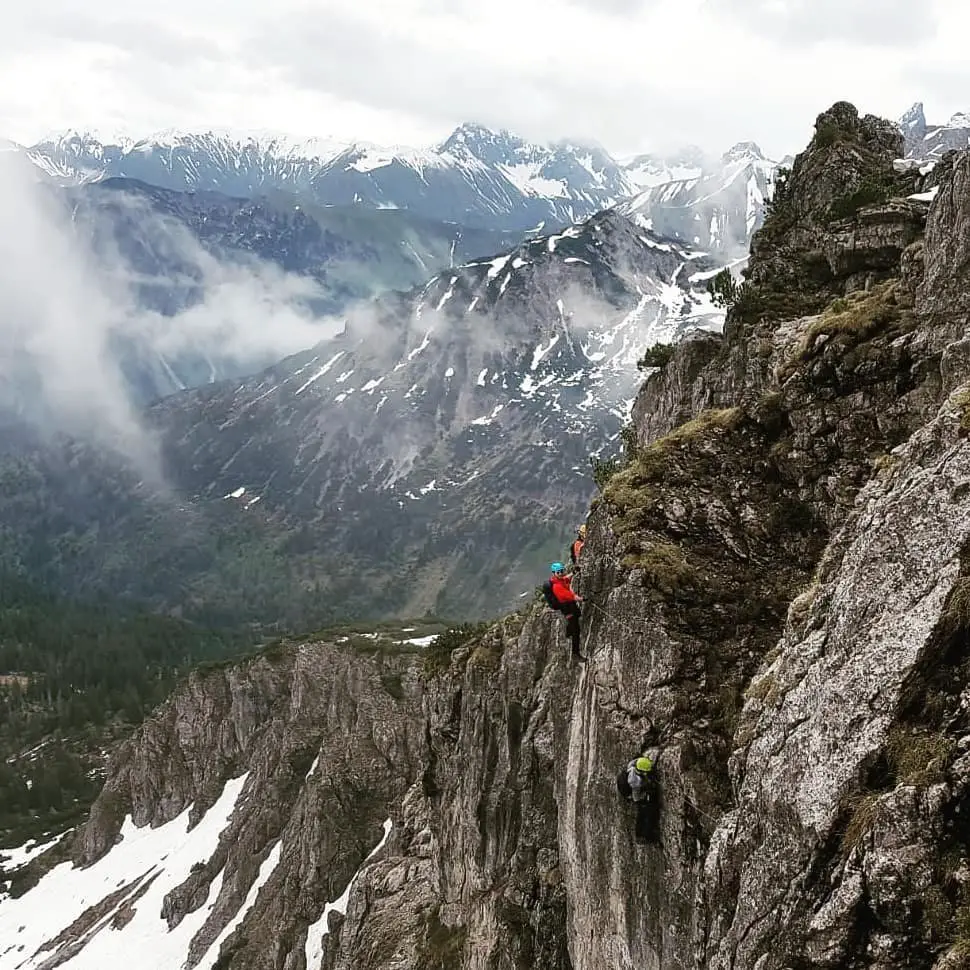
[323,614,572,970]
[9,100,970,970]
[316,101,970,969]
[742,102,923,316]
[0,639,427,970]
[919,151,970,324]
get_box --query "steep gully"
[7,101,970,970]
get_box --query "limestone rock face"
[919,151,970,325]
[5,641,427,970]
[318,102,970,970]
[11,102,970,970]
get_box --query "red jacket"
[550,574,577,605]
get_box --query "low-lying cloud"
[0,160,345,465]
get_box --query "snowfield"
[0,775,250,970]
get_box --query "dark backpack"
[616,768,633,800]
[541,580,560,610]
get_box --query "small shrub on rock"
[637,343,675,371]
[423,622,488,675]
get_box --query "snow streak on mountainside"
[0,779,391,970]
[617,141,780,257]
[0,639,421,970]
[0,775,251,970]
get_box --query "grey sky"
[0,0,966,158]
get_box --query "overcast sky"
[2,0,968,159]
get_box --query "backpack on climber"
[543,562,585,661]
[617,750,660,844]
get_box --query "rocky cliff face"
[0,636,428,970]
[7,100,970,970]
[315,101,970,969]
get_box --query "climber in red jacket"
[549,562,584,660]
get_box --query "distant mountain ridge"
[8,124,640,233]
[9,123,770,240]
[616,141,781,259]
[1,176,525,411]
[898,102,970,160]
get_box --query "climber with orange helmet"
[569,524,587,568]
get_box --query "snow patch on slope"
[304,819,392,968]
[196,841,282,970]
[0,774,250,970]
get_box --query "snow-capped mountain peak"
[899,102,970,160]
[10,121,780,245]
[898,102,928,139]
[13,124,641,232]
[437,122,526,161]
[721,141,766,164]
[133,127,349,161]
[126,208,725,616]
[617,139,778,257]
[619,147,706,190]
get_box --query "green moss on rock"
[623,541,698,598]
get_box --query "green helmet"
[634,756,653,774]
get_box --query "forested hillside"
[0,576,249,851]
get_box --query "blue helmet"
[550,562,566,574]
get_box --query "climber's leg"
[634,801,652,842]
[562,602,584,658]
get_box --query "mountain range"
[51,178,526,404]
[618,141,780,257]
[9,124,641,233]
[5,99,970,970]
[0,209,721,625]
[8,123,775,251]
[2,101,966,629]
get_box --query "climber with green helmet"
[616,739,660,843]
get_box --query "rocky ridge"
[7,99,970,970]
[8,124,642,234]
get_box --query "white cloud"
[0,0,966,159]
[0,154,344,459]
